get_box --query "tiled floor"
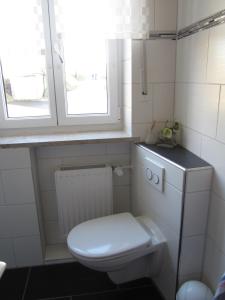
[0,262,164,300]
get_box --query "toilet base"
[107,250,162,284]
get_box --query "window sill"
[0,131,139,148]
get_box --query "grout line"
[21,267,31,300]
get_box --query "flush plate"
[144,156,165,192]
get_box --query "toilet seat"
[67,213,152,262]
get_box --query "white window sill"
[0,131,139,148]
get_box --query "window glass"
[54,0,109,116]
[0,0,50,118]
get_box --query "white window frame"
[0,0,121,129]
[0,0,57,129]
[48,0,121,126]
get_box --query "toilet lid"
[67,213,151,260]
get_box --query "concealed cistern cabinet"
[131,144,212,300]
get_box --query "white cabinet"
[132,144,212,300]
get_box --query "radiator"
[55,166,113,237]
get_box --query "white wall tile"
[113,185,131,213]
[183,191,210,237]
[178,84,220,137]
[180,235,205,276]
[186,169,212,193]
[0,204,40,238]
[0,174,5,205]
[217,86,225,143]
[37,158,61,191]
[132,124,149,142]
[181,127,202,156]
[37,145,82,159]
[155,0,177,31]
[2,169,35,205]
[14,236,42,267]
[45,221,64,244]
[207,24,225,84]
[0,238,16,268]
[79,144,107,156]
[132,83,153,103]
[133,100,153,123]
[203,237,225,291]
[201,136,225,200]
[208,192,225,254]
[113,169,130,186]
[147,40,176,83]
[178,0,225,30]
[123,83,132,108]
[153,84,174,121]
[176,32,208,83]
[41,190,58,222]
[106,143,130,155]
[174,83,187,125]
[0,148,31,170]
[123,59,132,84]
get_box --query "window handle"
[54,44,64,64]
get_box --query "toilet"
[67,212,166,284]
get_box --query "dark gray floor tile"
[24,262,116,300]
[72,285,164,300]
[0,267,29,300]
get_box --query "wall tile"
[178,0,225,30]
[0,174,5,205]
[208,192,225,254]
[37,145,82,159]
[217,86,225,143]
[113,185,131,213]
[177,84,220,137]
[14,236,42,267]
[0,204,40,238]
[2,169,35,205]
[201,136,225,200]
[106,143,130,155]
[181,126,202,156]
[153,84,174,121]
[176,32,208,83]
[37,158,61,191]
[207,24,225,84]
[0,238,16,268]
[133,100,153,123]
[155,0,177,31]
[180,235,205,276]
[186,169,212,193]
[174,83,187,125]
[45,221,64,244]
[79,144,107,156]
[0,148,31,170]
[132,83,153,103]
[147,40,176,83]
[183,191,210,237]
[203,237,225,290]
[41,190,58,222]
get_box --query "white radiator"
[55,166,113,237]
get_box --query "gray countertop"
[138,143,211,170]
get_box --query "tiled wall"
[36,143,131,246]
[0,149,42,268]
[122,0,177,140]
[175,0,225,291]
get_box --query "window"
[0,0,121,129]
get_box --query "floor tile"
[0,267,29,300]
[118,277,153,289]
[72,286,164,300]
[24,262,116,300]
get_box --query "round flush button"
[153,174,160,184]
[146,168,153,180]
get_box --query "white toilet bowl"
[67,212,166,284]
